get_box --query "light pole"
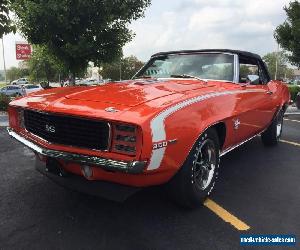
[1,37,7,84]
[275,43,279,80]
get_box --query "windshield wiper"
[170,74,207,82]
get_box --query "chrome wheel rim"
[193,139,217,190]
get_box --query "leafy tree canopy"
[263,51,294,80]
[101,56,144,81]
[0,0,16,38]
[27,45,69,83]
[11,0,151,82]
[274,1,300,67]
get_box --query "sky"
[0,0,291,70]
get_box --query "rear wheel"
[167,128,220,208]
[261,109,284,146]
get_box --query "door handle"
[266,91,273,95]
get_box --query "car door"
[232,56,276,143]
[248,60,277,128]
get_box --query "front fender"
[142,93,238,178]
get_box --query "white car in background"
[77,78,104,86]
[21,84,43,95]
[11,78,29,85]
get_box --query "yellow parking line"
[280,139,300,147]
[204,198,250,231]
[284,118,300,123]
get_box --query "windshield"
[136,53,235,81]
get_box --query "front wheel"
[261,109,284,146]
[167,128,220,208]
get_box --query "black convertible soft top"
[152,49,262,60]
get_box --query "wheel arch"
[282,102,289,113]
[210,122,227,150]
[183,120,227,159]
[165,121,226,186]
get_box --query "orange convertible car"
[7,49,290,207]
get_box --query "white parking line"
[280,140,300,147]
[285,112,300,115]
[284,118,300,123]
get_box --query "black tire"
[261,109,284,146]
[167,128,220,208]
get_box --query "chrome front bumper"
[7,127,146,174]
[35,158,141,201]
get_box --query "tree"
[101,56,144,81]
[274,1,300,67]
[240,65,252,77]
[0,0,15,38]
[27,45,68,83]
[262,51,294,80]
[11,0,151,84]
[6,66,29,82]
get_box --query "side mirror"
[247,75,260,85]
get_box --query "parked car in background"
[290,80,300,86]
[62,78,83,86]
[21,84,43,95]
[0,85,24,96]
[296,92,300,109]
[11,78,29,85]
[77,78,104,86]
[103,79,112,84]
[7,49,290,208]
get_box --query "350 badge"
[153,139,177,150]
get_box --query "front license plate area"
[46,158,69,177]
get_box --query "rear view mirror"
[247,75,260,85]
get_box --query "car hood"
[64,81,173,107]
[30,79,215,107]
[10,79,219,122]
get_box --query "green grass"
[0,82,6,88]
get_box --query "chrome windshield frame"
[133,52,240,83]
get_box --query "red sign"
[16,43,32,60]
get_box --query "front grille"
[24,110,110,150]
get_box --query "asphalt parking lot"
[0,113,299,250]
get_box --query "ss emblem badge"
[45,124,56,133]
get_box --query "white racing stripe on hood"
[147,89,266,170]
